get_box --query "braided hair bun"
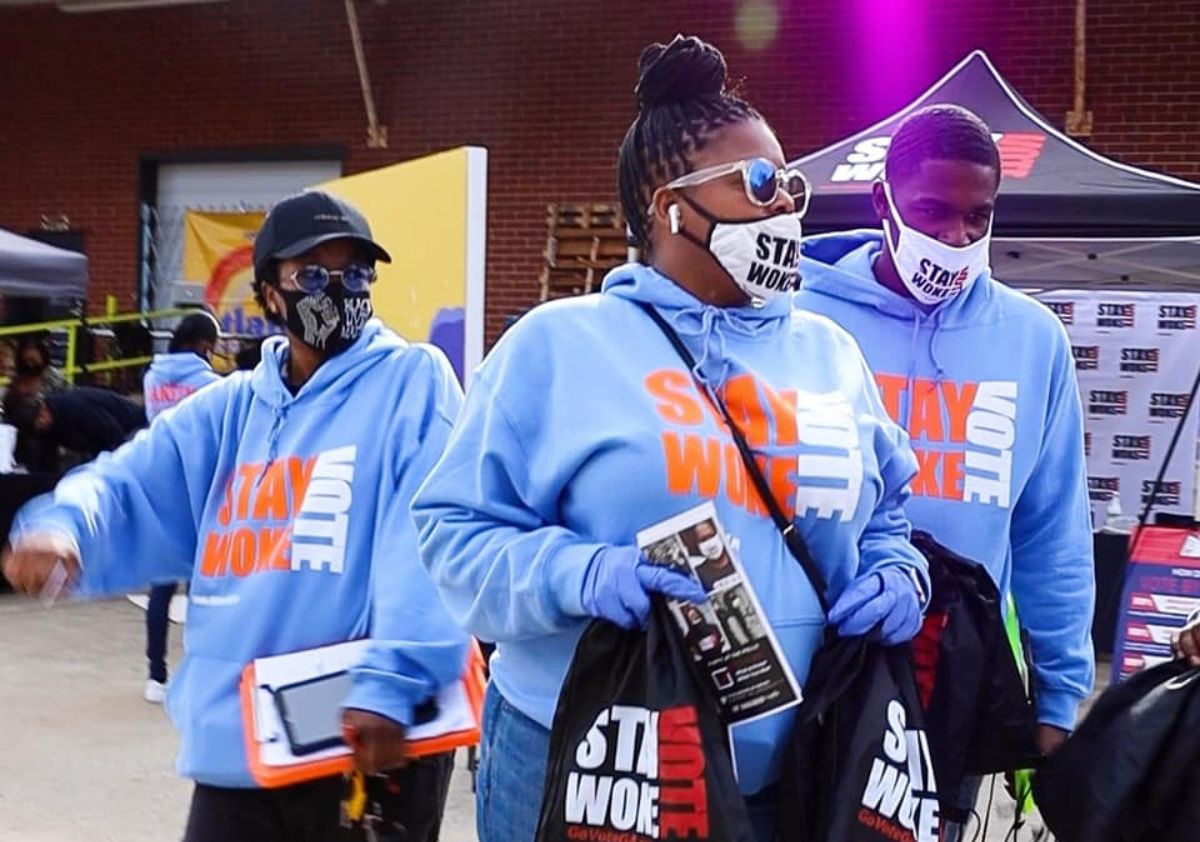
[635,35,728,109]
[618,35,761,254]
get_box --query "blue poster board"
[1112,527,1200,679]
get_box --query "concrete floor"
[0,595,1093,842]
[0,596,477,842]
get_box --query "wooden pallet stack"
[538,202,631,302]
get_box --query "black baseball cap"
[252,190,392,281]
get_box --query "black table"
[1093,531,1131,656]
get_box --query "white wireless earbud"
[668,204,682,235]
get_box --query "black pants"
[182,753,455,842]
[145,581,178,682]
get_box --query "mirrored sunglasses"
[667,157,811,216]
[288,262,377,294]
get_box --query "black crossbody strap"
[638,301,830,614]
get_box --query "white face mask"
[697,535,725,560]
[881,182,992,305]
[678,195,803,304]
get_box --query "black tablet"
[273,671,353,756]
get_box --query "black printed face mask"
[277,285,373,356]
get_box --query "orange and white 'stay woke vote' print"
[200,445,359,578]
[874,374,1018,509]
[645,370,863,523]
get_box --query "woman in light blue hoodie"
[3,191,468,842]
[413,35,929,842]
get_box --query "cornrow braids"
[885,104,1001,186]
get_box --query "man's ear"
[871,180,890,224]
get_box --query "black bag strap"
[637,301,830,614]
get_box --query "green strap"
[1005,596,1036,817]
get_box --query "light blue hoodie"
[412,263,928,794]
[142,351,222,421]
[12,320,469,787]
[797,232,1096,730]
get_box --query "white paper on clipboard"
[249,640,477,769]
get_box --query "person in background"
[139,311,223,704]
[3,333,69,472]
[13,333,68,398]
[234,337,265,372]
[796,103,1096,839]
[412,35,928,842]
[3,190,467,842]
[3,381,146,467]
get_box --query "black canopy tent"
[792,50,1200,291]
[0,228,88,300]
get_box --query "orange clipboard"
[239,638,486,788]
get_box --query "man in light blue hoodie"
[4,191,468,842]
[797,104,1095,835]
[139,310,223,704]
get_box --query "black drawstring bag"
[910,531,1040,820]
[776,634,941,842]
[1034,660,1200,842]
[535,604,756,842]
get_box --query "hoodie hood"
[800,229,1002,329]
[143,351,222,421]
[601,262,791,386]
[250,318,397,409]
[147,351,214,383]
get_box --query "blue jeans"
[476,685,550,842]
[145,581,178,682]
[475,685,776,842]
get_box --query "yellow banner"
[318,147,485,382]
[182,210,273,337]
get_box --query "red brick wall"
[0,0,1196,343]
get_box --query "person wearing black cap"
[251,190,392,382]
[2,190,468,842]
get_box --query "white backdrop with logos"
[1034,290,1200,526]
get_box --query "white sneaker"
[143,679,167,704]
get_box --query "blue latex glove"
[828,567,923,645]
[580,545,708,629]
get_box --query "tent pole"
[1125,359,1200,566]
[344,0,388,150]
[1066,0,1094,137]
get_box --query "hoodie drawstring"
[669,305,760,390]
[267,406,287,464]
[929,307,948,385]
[255,405,289,485]
[905,308,951,431]
[905,312,923,430]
